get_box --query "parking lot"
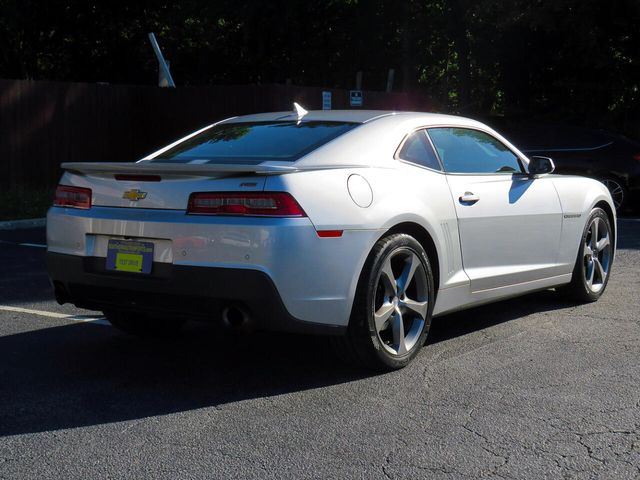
[1,221,639,479]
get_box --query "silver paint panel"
[47,206,381,326]
[445,174,564,292]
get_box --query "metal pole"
[148,32,176,88]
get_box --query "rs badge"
[122,189,147,201]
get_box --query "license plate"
[106,239,154,274]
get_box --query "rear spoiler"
[60,162,298,176]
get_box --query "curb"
[0,218,46,231]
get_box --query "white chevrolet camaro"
[47,107,616,369]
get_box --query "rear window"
[151,121,358,164]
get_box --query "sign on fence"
[322,91,332,110]
[350,90,363,107]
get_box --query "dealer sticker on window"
[106,239,154,274]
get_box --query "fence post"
[386,69,395,93]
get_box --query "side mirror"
[528,156,555,175]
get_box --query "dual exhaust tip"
[221,304,251,331]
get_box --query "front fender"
[552,175,617,270]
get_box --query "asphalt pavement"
[1,222,639,479]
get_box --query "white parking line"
[0,305,110,326]
[18,243,47,248]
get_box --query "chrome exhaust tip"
[221,304,250,330]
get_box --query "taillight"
[633,153,640,162]
[187,192,306,217]
[53,185,92,209]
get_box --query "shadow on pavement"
[0,222,635,436]
[0,228,52,305]
[428,289,575,346]
[0,321,370,437]
[0,288,579,437]
[0,247,53,305]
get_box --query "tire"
[332,233,435,370]
[104,310,186,337]
[599,177,627,211]
[560,208,614,302]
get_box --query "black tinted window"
[152,121,358,164]
[397,130,441,170]
[427,128,522,174]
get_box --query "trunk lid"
[60,162,288,210]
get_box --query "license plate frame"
[106,239,154,274]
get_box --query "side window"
[427,128,522,174]
[397,130,442,171]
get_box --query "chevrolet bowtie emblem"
[122,189,147,201]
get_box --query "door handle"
[459,192,480,205]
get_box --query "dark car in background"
[489,122,640,211]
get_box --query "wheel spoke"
[597,234,610,251]
[591,220,599,249]
[380,256,397,297]
[402,298,429,320]
[374,303,395,332]
[586,259,595,287]
[583,215,612,292]
[391,311,407,355]
[397,253,419,296]
[594,258,606,283]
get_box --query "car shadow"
[0,320,376,437]
[427,289,575,346]
[0,289,579,437]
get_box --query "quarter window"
[397,130,442,171]
[427,128,522,174]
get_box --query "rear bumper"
[47,206,383,327]
[47,252,345,335]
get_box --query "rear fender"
[267,166,465,291]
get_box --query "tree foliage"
[1,0,638,128]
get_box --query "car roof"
[216,110,518,169]
[209,109,527,170]
[220,109,478,126]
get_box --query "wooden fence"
[0,79,429,190]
